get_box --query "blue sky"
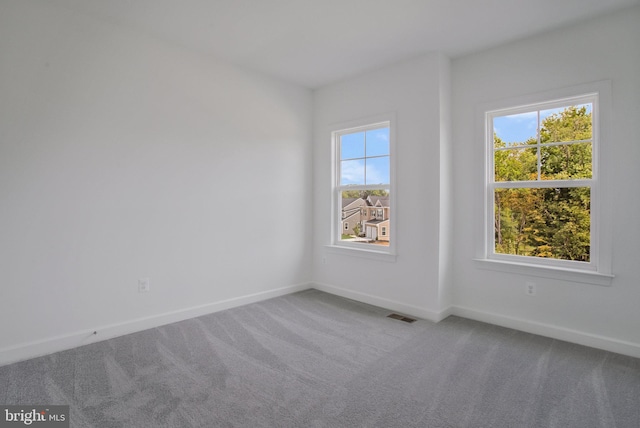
[493,103,591,145]
[340,127,390,185]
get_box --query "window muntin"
[487,95,597,269]
[334,121,392,251]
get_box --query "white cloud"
[341,160,364,185]
[341,159,389,185]
[367,164,384,184]
[503,111,537,121]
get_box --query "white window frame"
[475,82,613,285]
[327,113,397,261]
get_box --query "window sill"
[473,258,614,286]
[325,245,397,263]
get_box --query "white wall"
[312,54,453,320]
[2,0,637,366]
[0,1,312,364]
[451,6,640,356]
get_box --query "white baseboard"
[311,283,640,358]
[311,282,452,322]
[0,282,311,367]
[452,305,640,359]
[5,282,637,367]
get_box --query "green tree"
[342,189,389,199]
[494,106,592,261]
[494,135,537,182]
[540,106,592,180]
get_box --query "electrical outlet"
[322,256,327,265]
[525,281,536,296]
[138,278,150,293]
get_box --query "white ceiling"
[54,0,639,88]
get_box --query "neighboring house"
[341,197,367,236]
[341,195,390,242]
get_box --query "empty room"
[1,0,639,427]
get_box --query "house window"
[485,90,607,275]
[333,117,394,254]
[381,227,387,236]
[344,222,349,230]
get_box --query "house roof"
[342,196,389,209]
[342,211,360,221]
[365,219,388,225]
[341,198,362,209]
[368,196,390,208]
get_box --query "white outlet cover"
[525,281,536,296]
[138,278,150,292]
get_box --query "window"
[333,117,394,255]
[482,84,613,283]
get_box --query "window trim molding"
[476,81,613,285]
[472,258,614,286]
[329,112,397,259]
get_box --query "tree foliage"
[342,189,389,199]
[494,106,591,262]
[352,223,362,237]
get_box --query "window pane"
[494,147,537,182]
[541,142,592,180]
[365,127,389,157]
[340,159,365,185]
[366,156,390,185]
[340,132,365,160]
[494,187,590,262]
[540,104,592,143]
[340,190,390,247]
[493,112,537,147]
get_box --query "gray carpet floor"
[1,289,639,427]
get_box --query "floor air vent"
[387,313,417,323]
